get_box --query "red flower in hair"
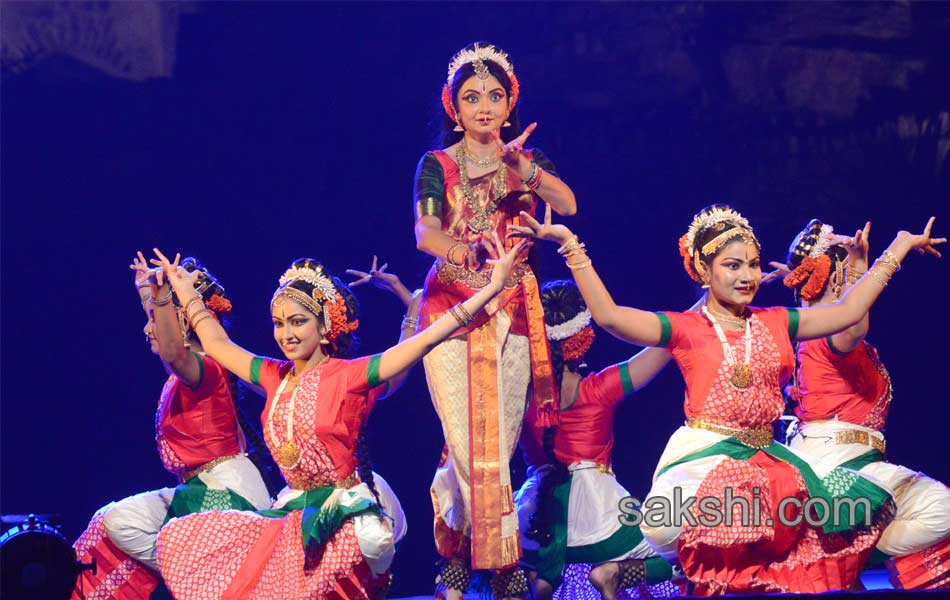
[324,295,359,344]
[783,256,816,289]
[679,234,701,283]
[441,85,455,120]
[783,255,832,301]
[560,326,594,362]
[800,254,832,301]
[205,294,232,316]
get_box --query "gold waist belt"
[291,471,358,492]
[687,417,774,449]
[180,453,242,483]
[834,429,886,454]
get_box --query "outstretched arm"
[509,203,663,346]
[131,252,202,385]
[796,217,945,341]
[151,249,258,384]
[375,233,530,382]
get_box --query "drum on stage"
[1,514,77,600]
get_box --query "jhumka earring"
[502,120,512,128]
[453,109,464,132]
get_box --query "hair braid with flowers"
[679,204,761,284]
[525,280,594,547]
[783,219,848,302]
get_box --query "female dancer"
[515,280,683,600]
[774,219,950,590]
[153,237,527,600]
[71,256,271,600]
[414,40,577,599]
[509,203,944,594]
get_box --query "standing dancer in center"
[510,203,944,594]
[413,42,577,599]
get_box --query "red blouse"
[520,363,635,467]
[156,354,245,479]
[793,338,892,431]
[657,307,797,429]
[251,355,386,490]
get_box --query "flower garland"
[783,254,832,301]
[205,294,232,316]
[324,294,359,344]
[560,326,594,362]
[679,233,702,283]
[546,308,592,341]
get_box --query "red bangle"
[527,167,544,191]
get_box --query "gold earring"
[319,338,330,345]
[702,283,710,289]
[502,120,511,128]
[453,110,464,132]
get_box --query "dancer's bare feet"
[589,561,621,600]
[527,570,554,600]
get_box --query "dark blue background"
[3,3,948,595]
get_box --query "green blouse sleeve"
[249,356,264,387]
[530,148,559,179]
[414,152,445,220]
[655,312,673,348]
[787,307,800,340]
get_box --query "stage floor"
[389,569,901,599]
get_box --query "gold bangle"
[446,242,467,267]
[866,265,890,287]
[401,315,419,331]
[456,303,475,324]
[881,250,902,271]
[191,312,214,330]
[184,296,204,316]
[189,307,212,328]
[566,259,593,271]
[557,236,584,256]
[448,305,467,327]
[152,289,173,306]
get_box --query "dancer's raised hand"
[507,202,573,245]
[150,248,199,300]
[493,122,537,175]
[345,255,413,307]
[483,231,530,292]
[893,216,945,258]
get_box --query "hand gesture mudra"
[493,122,537,172]
[150,248,200,300]
[345,256,413,306]
[838,221,871,263]
[895,216,945,258]
[761,262,791,285]
[482,231,530,291]
[130,250,165,289]
[506,202,573,245]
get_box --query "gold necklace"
[463,143,499,168]
[457,141,507,233]
[702,306,754,390]
[268,358,327,470]
[706,305,748,327]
